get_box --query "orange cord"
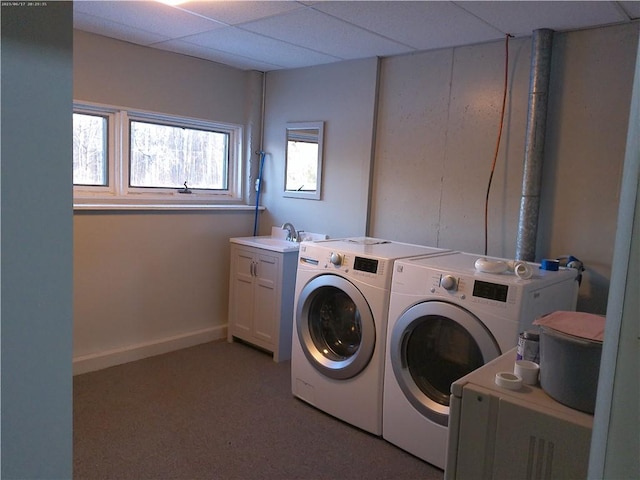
[484,34,512,256]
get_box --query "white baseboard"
[73,325,227,375]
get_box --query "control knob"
[330,252,343,266]
[440,274,458,291]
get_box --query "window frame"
[73,101,244,208]
[73,105,117,197]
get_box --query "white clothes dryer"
[383,252,580,468]
[291,238,451,435]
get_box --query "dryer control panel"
[427,271,519,311]
[393,251,579,332]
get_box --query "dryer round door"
[296,274,375,380]
[389,301,500,426]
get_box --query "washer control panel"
[299,244,391,288]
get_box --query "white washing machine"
[382,252,580,469]
[291,238,451,435]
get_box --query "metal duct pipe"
[516,28,554,261]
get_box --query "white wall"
[73,31,263,373]
[371,38,531,253]
[74,31,251,125]
[1,3,73,477]
[538,23,639,313]
[73,212,252,373]
[368,24,639,314]
[260,58,379,239]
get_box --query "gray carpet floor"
[73,340,444,480]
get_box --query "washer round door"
[389,301,500,426]
[296,275,375,380]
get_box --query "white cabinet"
[447,348,593,480]
[227,241,298,362]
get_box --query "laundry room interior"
[2,1,639,479]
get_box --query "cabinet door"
[230,247,255,338]
[492,399,592,479]
[252,251,279,344]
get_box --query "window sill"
[73,202,264,212]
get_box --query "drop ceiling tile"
[240,7,413,59]
[157,27,341,70]
[73,0,223,38]
[312,1,504,51]
[458,1,629,37]
[156,41,284,71]
[73,11,170,46]
[619,1,640,19]
[72,0,638,72]
[176,0,306,26]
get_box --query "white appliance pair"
[290,239,580,469]
[290,238,451,435]
[382,252,580,469]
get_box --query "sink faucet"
[281,222,297,242]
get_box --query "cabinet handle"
[250,261,255,277]
[253,261,258,277]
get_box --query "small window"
[73,112,108,186]
[129,120,229,190]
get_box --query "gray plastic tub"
[539,326,603,414]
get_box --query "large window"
[73,102,243,207]
[129,120,229,190]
